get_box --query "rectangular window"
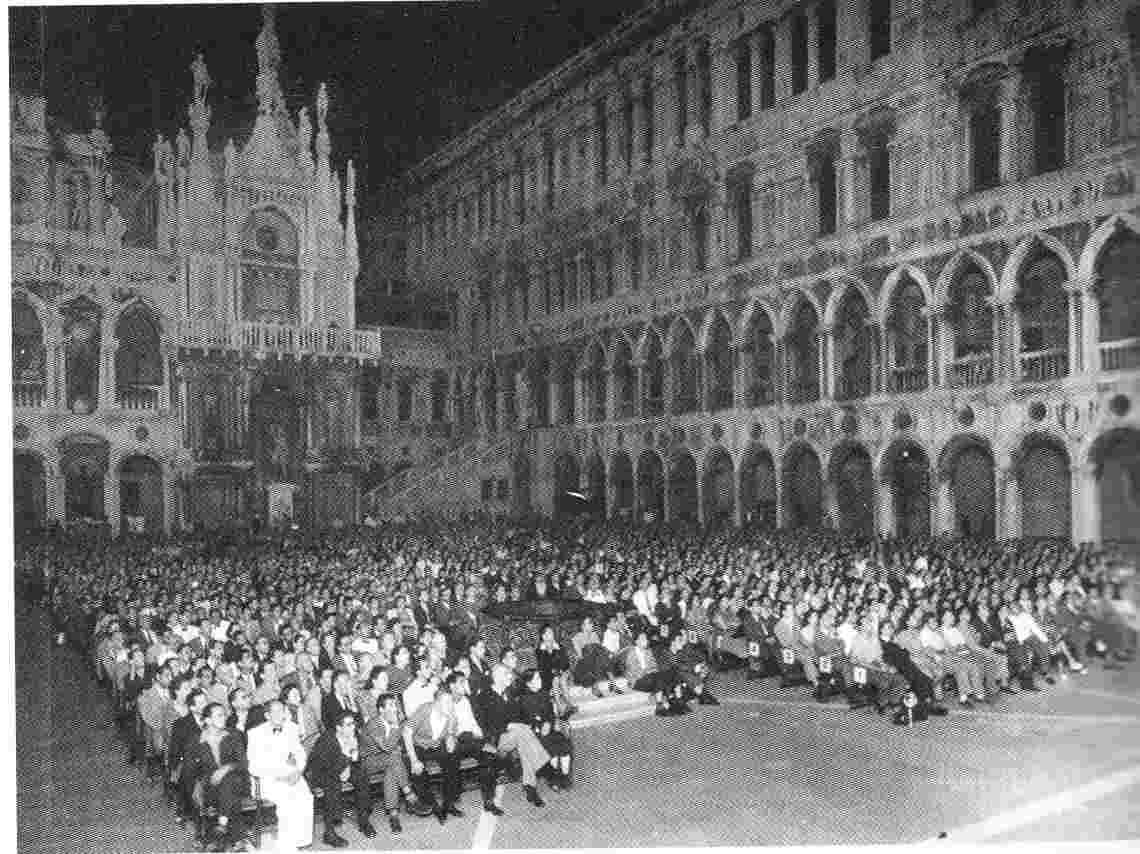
[622,93,634,169]
[818,0,837,82]
[736,39,752,120]
[543,131,555,209]
[970,98,1001,190]
[1031,65,1066,174]
[868,136,891,221]
[674,53,688,144]
[735,181,753,260]
[869,0,892,61]
[791,11,808,95]
[693,207,709,272]
[697,42,711,136]
[629,233,642,291]
[642,76,655,163]
[758,27,775,109]
[595,99,608,186]
[602,247,615,298]
[817,155,837,236]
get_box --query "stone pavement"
[16,596,1140,852]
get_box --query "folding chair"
[777,646,809,689]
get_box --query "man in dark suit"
[322,671,364,730]
[448,590,482,654]
[305,711,376,847]
[466,639,492,698]
[167,688,208,822]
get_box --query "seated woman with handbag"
[518,669,573,789]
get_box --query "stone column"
[839,128,860,229]
[46,465,64,526]
[818,326,834,401]
[774,466,785,529]
[710,40,734,133]
[806,6,820,91]
[926,308,940,389]
[997,74,1020,185]
[1072,461,1099,544]
[876,475,895,539]
[1067,287,1083,375]
[996,463,1019,540]
[695,472,706,526]
[163,469,178,535]
[104,468,121,536]
[932,472,954,536]
[99,333,117,410]
[822,474,840,531]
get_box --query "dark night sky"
[8,1,647,214]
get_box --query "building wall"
[391,0,1140,541]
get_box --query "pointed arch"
[997,232,1076,305]
[832,285,874,401]
[1077,212,1140,284]
[1012,431,1072,539]
[741,303,777,407]
[667,448,698,523]
[739,444,777,527]
[883,269,929,394]
[823,274,878,329]
[702,445,736,526]
[934,248,998,307]
[636,449,665,521]
[640,327,665,417]
[114,301,164,406]
[610,335,637,419]
[663,314,698,357]
[704,312,735,411]
[782,441,823,529]
[1087,215,1140,351]
[610,450,635,517]
[669,320,699,414]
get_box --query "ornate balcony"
[13,383,44,409]
[179,319,386,358]
[789,380,820,405]
[116,385,162,410]
[889,365,928,394]
[747,384,775,407]
[1020,348,1069,383]
[1100,337,1140,372]
[949,353,993,388]
[835,376,871,402]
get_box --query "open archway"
[739,446,777,527]
[1090,429,1140,545]
[882,439,930,538]
[586,453,607,518]
[829,442,874,538]
[702,447,736,527]
[940,435,996,539]
[637,450,665,522]
[610,451,634,519]
[668,450,699,523]
[553,452,581,519]
[783,444,822,529]
[1015,434,1071,539]
[14,452,45,534]
[119,455,164,534]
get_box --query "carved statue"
[191,53,212,103]
[298,107,312,157]
[316,82,329,130]
[346,160,356,208]
[105,205,127,249]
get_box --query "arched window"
[1096,230,1140,346]
[430,373,448,422]
[1016,251,1069,381]
[787,302,820,404]
[65,171,90,231]
[886,277,928,393]
[612,338,636,419]
[705,316,734,411]
[114,306,163,409]
[13,300,44,383]
[947,265,994,387]
[240,208,300,325]
[670,323,699,414]
[582,343,607,423]
[834,291,872,400]
[642,332,665,417]
[744,311,775,407]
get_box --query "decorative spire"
[188,53,212,155]
[315,82,331,184]
[255,5,284,117]
[297,107,313,174]
[345,160,358,268]
[346,160,356,211]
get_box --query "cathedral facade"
[385,0,1140,542]
[10,8,447,534]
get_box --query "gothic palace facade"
[11,8,446,535]
[379,0,1140,543]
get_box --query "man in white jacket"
[247,699,314,851]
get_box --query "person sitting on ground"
[658,630,718,706]
[571,616,617,698]
[624,630,689,716]
[535,623,576,715]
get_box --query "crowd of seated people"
[19,517,1139,850]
